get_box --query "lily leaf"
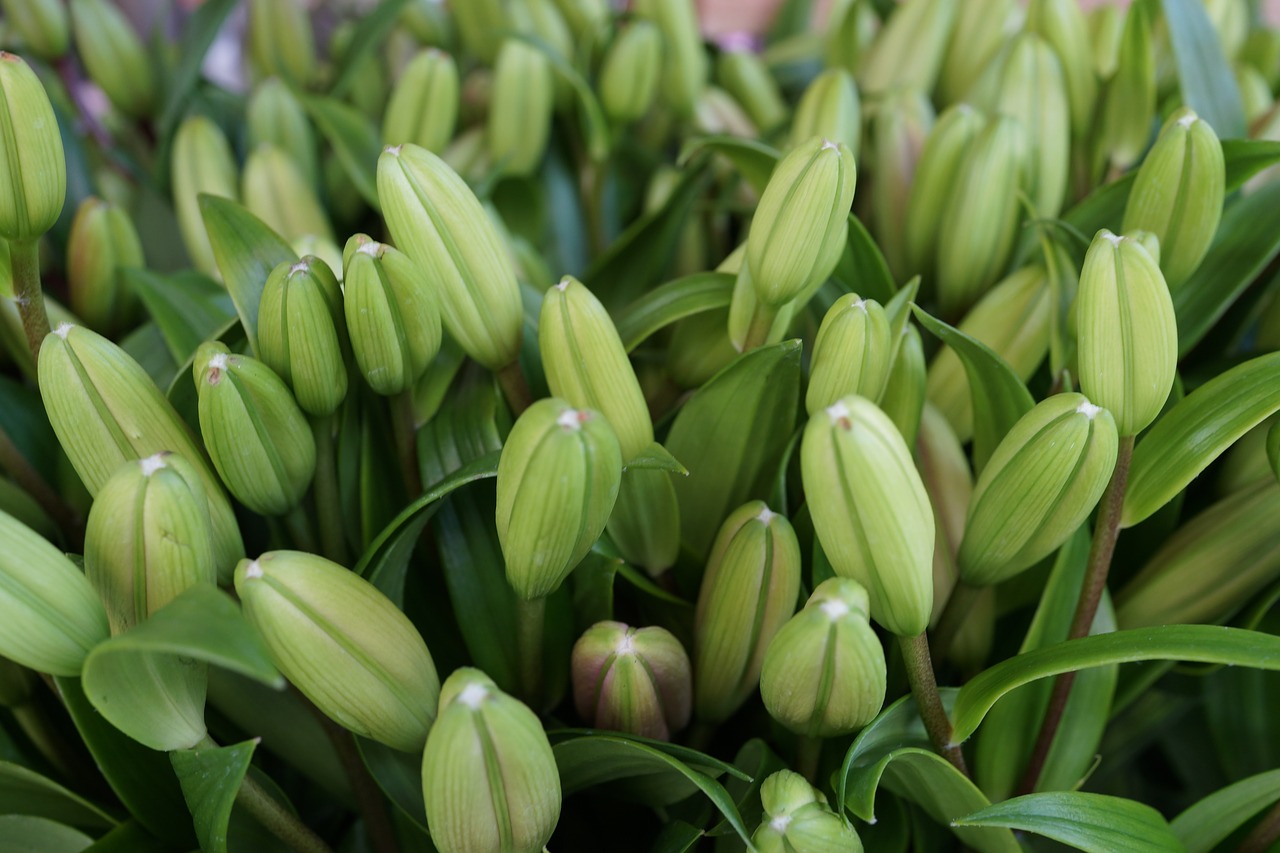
[1171,768,1280,853]
[126,268,236,364]
[615,272,736,353]
[302,95,381,210]
[170,739,257,853]
[1161,0,1245,139]
[0,762,117,829]
[677,136,779,195]
[955,792,1184,853]
[0,816,93,853]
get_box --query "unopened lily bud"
[1,0,69,59]
[937,0,1016,106]
[247,0,316,86]
[871,89,935,278]
[605,468,681,575]
[1236,64,1274,125]
[599,21,662,123]
[172,116,238,277]
[801,395,934,637]
[904,104,984,279]
[693,85,758,138]
[1088,3,1125,79]
[342,237,441,397]
[497,399,622,600]
[1095,1,1155,173]
[572,621,691,740]
[400,0,453,48]
[790,68,860,157]
[634,0,707,118]
[746,137,856,308]
[70,0,154,117]
[195,342,316,516]
[0,52,65,241]
[1122,108,1225,289]
[451,0,506,62]
[995,34,1070,218]
[1077,230,1177,436]
[858,0,956,97]
[760,578,886,737]
[716,44,787,132]
[66,197,143,335]
[753,771,863,853]
[918,403,972,623]
[378,144,523,371]
[422,668,560,853]
[806,293,892,415]
[247,78,318,185]
[823,0,877,77]
[959,394,1119,586]
[258,256,349,416]
[488,39,554,177]
[1241,28,1280,91]
[382,49,458,152]
[85,454,216,635]
[1026,0,1098,140]
[879,324,926,448]
[236,551,440,752]
[550,0,608,43]
[38,324,243,578]
[694,501,801,724]
[243,144,333,245]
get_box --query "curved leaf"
[955,792,1184,853]
[677,136,779,195]
[170,739,257,853]
[302,95,381,210]
[1123,352,1280,528]
[1172,768,1280,853]
[0,816,93,853]
[623,442,688,475]
[126,269,236,364]
[356,736,428,832]
[1161,0,1245,139]
[832,213,896,305]
[82,820,173,852]
[615,272,736,353]
[0,762,117,829]
[1223,140,1280,193]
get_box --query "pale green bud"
[70,0,154,117]
[66,196,143,335]
[247,0,316,86]
[258,256,349,416]
[1088,3,1126,80]
[937,0,1017,106]
[918,403,972,624]
[692,85,758,138]
[0,52,65,241]
[242,143,333,245]
[870,89,935,279]
[791,68,861,158]
[1095,1,1155,172]
[904,103,985,280]
[172,116,238,277]
[382,49,458,153]
[247,78,318,186]
[1026,0,1098,139]
[0,0,69,60]
[1236,64,1274,126]
[753,771,863,853]
[716,46,788,132]
[858,0,957,97]
[489,39,554,177]
[550,0,609,44]
[879,323,926,448]
[634,0,707,118]
[599,21,662,124]
[605,468,680,576]
[823,0,878,78]
[995,34,1070,218]
[450,0,506,62]
[805,293,892,415]
[572,621,692,740]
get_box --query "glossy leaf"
[303,95,381,210]
[650,820,704,853]
[126,268,236,363]
[622,442,688,476]
[1223,140,1280,193]
[82,820,173,853]
[356,737,428,832]
[677,135,779,195]
[1161,0,1245,139]
[955,792,1184,853]
[0,816,93,853]
[832,213,897,305]
[0,762,117,829]
[615,272,735,352]
[170,739,256,853]
[1171,768,1280,853]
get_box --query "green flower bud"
[378,143,523,371]
[870,89,935,279]
[247,78,318,186]
[958,394,1119,586]
[746,137,856,308]
[1241,27,1280,91]
[791,68,861,158]
[400,0,454,48]
[382,48,458,153]
[634,0,708,118]
[1088,2,1126,79]
[195,342,316,516]
[242,143,333,245]
[422,668,560,853]
[0,0,69,59]
[1236,64,1274,126]
[801,395,935,637]
[693,85,758,138]
[488,39,554,177]
[451,0,506,62]
[69,0,154,117]
[0,509,109,676]
[879,323,927,448]
[65,197,143,335]
[496,399,622,600]
[918,403,973,624]
[904,103,985,280]
[571,621,692,740]
[1095,1,1155,172]
[693,501,802,724]
[85,454,217,636]
[605,468,680,576]
[0,52,65,241]
[806,293,892,415]
[753,771,863,853]
[510,0,574,107]
[236,551,440,752]
[823,0,877,78]
[760,578,886,737]
[716,45,787,132]
[1026,0,1098,140]
[38,323,243,579]
[937,0,1016,106]
[995,34,1070,218]
[550,0,608,44]
[258,256,349,416]
[1076,230,1177,436]
[172,116,239,277]
[858,0,957,97]
[1122,108,1225,290]
[247,0,316,86]
[599,20,662,124]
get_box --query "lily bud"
[870,89,935,279]
[879,324,927,448]
[599,20,662,123]
[1237,64,1274,126]
[1088,3,1125,80]
[258,256,349,416]
[0,52,65,241]
[496,399,622,600]
[790,68,860,158]
[1122,108,1225,290]
[382,49,458,153]
[451,0,506,62]
[66,197,143,335]
[1095,1,1155,172]
[694,501,802,724]
[550,0,608,44]
[0,510,109,677]
[801,395,935,637]
[69,0,154,117]
[959,394,1119,586]
[1076,230,1177,436]
[805,293,892,415]
[823,0,877,78]
[634,0,707,118]
[342,237,442,397]
[605,468,681,576]
[422,668,560,853]
[1026,0,1098,140]
[746,137,856,308]
[995,34,1070,218]
[195,342,316,516]
[247,0,316,86]
[243,144,334,245]
[236,551,440,752]
[753,771,863,853]
[488,39,554,177]
[904,104,985,280]
[571,621,692,740]
[716,45,788,132]
[760,578,886,737]
[858,0,957,97]
[378,144,523,371]
[247,78,318,186]
[85,454,217,635]
[937,0,1016,106]
[172,116,239,277]
[1,0,69,60]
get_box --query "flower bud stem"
[1017,434,1135,796]
[9,239,50,364]
[497,360,533,416]
[741,303,779,352]
[310,416,348,565]
[515,596,546,707]
[796,735,822,783]
[391,390,422,498]
[899,632,969,777]
[1236,799,1280,853]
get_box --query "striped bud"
[496,399,622,600]
[801,395,934,637]
[693,86,758,138]
[870,90,934,279]
[422,668,560,853]
[1,0,69,59]
[1237,64,1274,126]
[236,551,439,752]
[247,78,318,186]
[605,468,680,576]
[451,0,506,62]
[38,324,243,579]
[378,144,523,371]
[760,578,886,737]
[879,324,927,448]
[904,104,984,280]
[1026,0,1098,140]
[1122,108,1225,290]
[716,46,787,133]
[0,510,108,676]
[599,21,662,123]
[258,256,349,416]
[195,342,316,516]
[247,0,316,86]
[958,394,1119,586]
[550,0,608,43]
[806,293,892,415]
[85,454,216,636]
[571,621,692,740]
[383,49,458,153]
[243,144,333,245]
[66,197,143,335]
[995,34,1070,218]
[70,0,154,117]
[753,771,863,853]
[1241,28,1280,91]
[1095,1,1155,173]
[937,0,1016,106]
[693,501,801,724]
[172,116,238,277]
[488,40,554,177]
[0,52,65,241]
[790,68,860,157]
[858,0,957,97]
[1077,230,1177,436]
[1088,3,1125,79]
[634,0,707,118]
[823,0,877,78]
[746,137,856,308]
[342,238,441,397]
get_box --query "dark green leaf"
[356,737,428,832]
[838,690,953,821]
[650,820,705,853]
[1223,140,1280,193]
[1062,174,1135,241]
[676,136,779,195]
[119,323,179,390]
[1161,0,1245,139]
[302,96,381,210]
[0,762,117,829]
[157,0,238,143]
[82,820,173,853]
[616,272,736,353]
[1172,768,1280,852]
[0,816,93,852]
[170,739,256,853]
[623,442,689,475]
[126,268,236,363]
[832,213,897,304]
[956,792,1183,853]
[329,0,411,98]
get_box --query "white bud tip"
[244,561,264,579]
[139,454,168,477]
[1076,401,1102,418]
[384,144,402,156]
[53,322,74,339]
[207,352,229,371]
[458,683,488,709]
[357,241,383,257]
[1177,112,1198,129]
[1101,231,1123,246]
[826,400,852,423]
[849,298,867,311]
[820,599,851,619]
[756,505,777,524]
[770,815,792,832]
[555,277,572,291]
[821,138,839,151]
[557,409,584,430]
[289,260,310,275]
[617,634,636,655]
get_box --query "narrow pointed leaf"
[328,0,411,98]
[832,213,896,304]
[955,792,1183,853]
[1161,0,1245,139]
[126,268,236,363]
[170,739,257,853]
[302,95,381,210]
[0,763,117,829]
[1172,769,1280,853]
[0,816,93,852]
[677,136,779,195]
[616,272,735,352]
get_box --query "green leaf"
[955,792,1184,853]
[513,33,610,162]
[650,820,705,853]
[82,820,173,853]
[126,268,236,363]
[1062,173,1135,242]
[302,95,381,210]
[1161,0,1245,140]
[952,626,1280,743]
[356,737,428,832]
[1172,768,1280,853]
[157,0,237,141]
[615,272,736,353]
[838,690,953,820]
[170,739,256,853]
[1123,352,1280,528]
[831,213,897,305]
[329,0,410,98]
[912,306,1034,474]
[1223,140,1280,193]
[677,135,779,195]
[0,762,117,829]
[0,816,93,853]
[623,442,688,475]
[198,195,296,355]
[120,323,178,390]
[81,586,283,751]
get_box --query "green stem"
[795,735,822,784]
[0,423,83,550]
[496,360,534,416]
[1237,799,1280,853]
[391,390,422,499]
[284,504,318,554]
[930,581,983,663]
[740,301,779,352]
[10,239,50,364]
[515,597,546,709]
[309,416,348,565]
[899,632,969,777]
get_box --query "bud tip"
[244,560,264,579]
[555,277,571,291]
[53,323,74,339]
[458,682,488,709]
[770,815,792,832]
[1177,112,1198,129]
[556,409,585,431]
[825,400,852,427]
[384,144,402,156]
[1076,400,1102,419]
[139,454,168,477]
[820,599,850,619]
